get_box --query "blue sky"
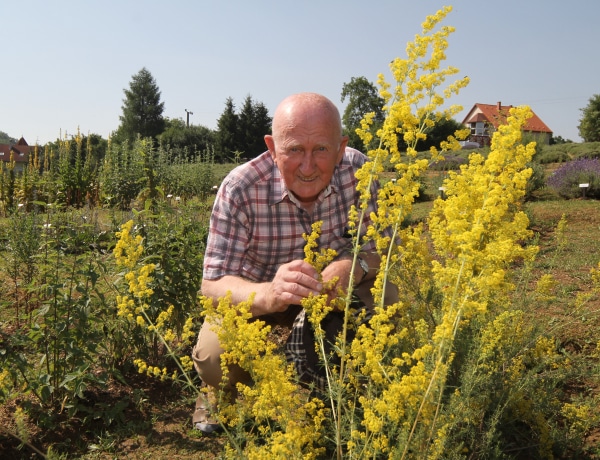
[2,0,598,145]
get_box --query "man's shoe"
[193,393,222,433]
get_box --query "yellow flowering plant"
[200,292,328,458]
[113,219,197,382]
[115,5,599,458]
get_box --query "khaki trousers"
[191,305,302,391]
[191,279,398,391]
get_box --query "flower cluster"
[134,358,169,381]
[114,220,144,269]
[113,219,196,382]
[301,220,341,323]
[0,368,11,401]
[201,293,327,457]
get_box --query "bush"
[564,141,600,159]
[536,149,570,164]
[430,153,469,171]
[525,161,547,200]
[547,158,600,199]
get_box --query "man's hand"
[320,258,354,306]
[319,252,380,307]
[201,260,323,317]
[263,260,323,313]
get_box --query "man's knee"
[192,320,224,388]
[192,319,252,390]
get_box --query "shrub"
[536,149,570,164]
[430,153,469,171]
[547,158,600,199]
[525,161,547,200]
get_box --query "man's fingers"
[283,261,322,290]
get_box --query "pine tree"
[247,99,271,156]
[238,96,272,158]
[115,68,166,143]
[215,97,238,162]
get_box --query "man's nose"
[299,152,315,173]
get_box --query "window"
[470,122,487,136]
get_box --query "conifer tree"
[215,97,238,162]
[238,95,272,158]
[115,68,166,143]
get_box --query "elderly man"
[192,92,390,432]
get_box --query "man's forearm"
[333,249,381,283]
[201,276,271,317]
[359,250,380,282]
[201,260,324,317]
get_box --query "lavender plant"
[547,157,600,199]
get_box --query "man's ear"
[337,136,349,164]
[264,135,276,159]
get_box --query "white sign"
[579,183,590,188]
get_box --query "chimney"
[497,101,502,111]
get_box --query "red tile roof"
[0,137,35,164]
[462,102,552,134]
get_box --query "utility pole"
[185,108,193,127]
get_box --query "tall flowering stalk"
[186,5,593,459]
[113,220,196,381]
[336,6,471,458]
[201,292,327,459]
[351,5,469,312]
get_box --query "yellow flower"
[114,220,144,269]
[535,274,557,301]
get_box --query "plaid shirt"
[203,148,380,282]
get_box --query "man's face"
[265,108,347,205]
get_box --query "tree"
[249,100,272,154]
[114,68,166,143]
[550,135,573,145]
[0,131,16,144]
[160,118,216,159]
[420,115,465,151]
[340,77,385,150]
[215,96,272,163]
[238,95,272,159]
[215,97,238,162]
[578,94,600,142]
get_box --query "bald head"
[264,93,348,205]
[271,93,343,143]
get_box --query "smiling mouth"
[298,176,318,182]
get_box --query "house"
[461,102,553,146]
[0,137,36,173]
